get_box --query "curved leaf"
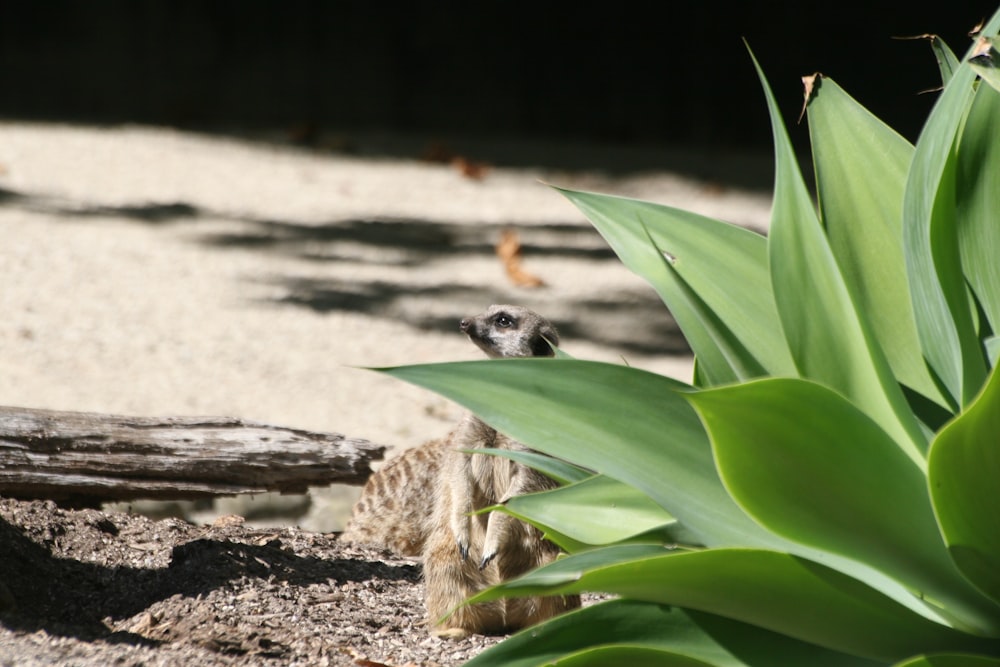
[648,227,768,385]
[930,35,962,87]
[972,64,1000,93]
[929,364,1000,604]
[987,336,1000,367]
[557,187,795,385]
[752,49,928,464]
[380,358,953,618]
[378,359,777,548]
[465,598,883,667]
[689,378,1000,636]
[902,12,1000,407]
[895,656,1000,667]
[468,447,593,485]
[501,474,678,548]
[955,81,1000,336]
[550,646,716,667]
[805,75,947,408]
[474,545,996,662]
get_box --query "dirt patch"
[0,498,504,666]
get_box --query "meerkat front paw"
[450,511,471,561]
[480,510,510,570]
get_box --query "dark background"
[1,2,995,162]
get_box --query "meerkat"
[341,305,558,555]
[425,305,579,638]
[341,305,580,637]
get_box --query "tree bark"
[0,406,385,504]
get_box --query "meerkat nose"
[459,318,472,332]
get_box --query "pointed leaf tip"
[799,72,821,123]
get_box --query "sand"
[0,122,771,530]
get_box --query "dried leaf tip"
[970,36,997,65]
[890,33,939,42]
[799,73,822,123]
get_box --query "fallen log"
[0,405,385,504]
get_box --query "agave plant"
[380,8,1000,665]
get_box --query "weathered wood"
[0,405,385,503]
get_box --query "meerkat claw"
[479,551,497,571]
[457,540,469,561]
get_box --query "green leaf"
[551,341,575,359]
[651,236,768,384]
[752,49,929,462]
[929,364,1000,604]
[955,81,1000,335]
[689,378,1000,637]
[972,63,1000,92]
[467,447,593,485]
[930,35,962,86]
[465,598,884,667]
[498,517,593,554]
[805,75,947,408]
[902,12,1000,407]
[894,656,1000,667]
[501,474,679,548]
[377,359,776,549]
[464,600,722,667]
[969,35,1000,93]
[549,645,716,667]
[557,187,796,385]
[474,545,996,662]
[986,336,1000,367]
[380,358,949,617]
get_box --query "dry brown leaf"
[971,36,996,62]
[451,156,490,180]
[799,73,820,123]
[496,229,545,288]
[891,33,938,41]
[420,141,490,179]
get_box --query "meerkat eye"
[494,314,515,328]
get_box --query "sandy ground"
[0,122,771,531]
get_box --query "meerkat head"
[459,305,559,359]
